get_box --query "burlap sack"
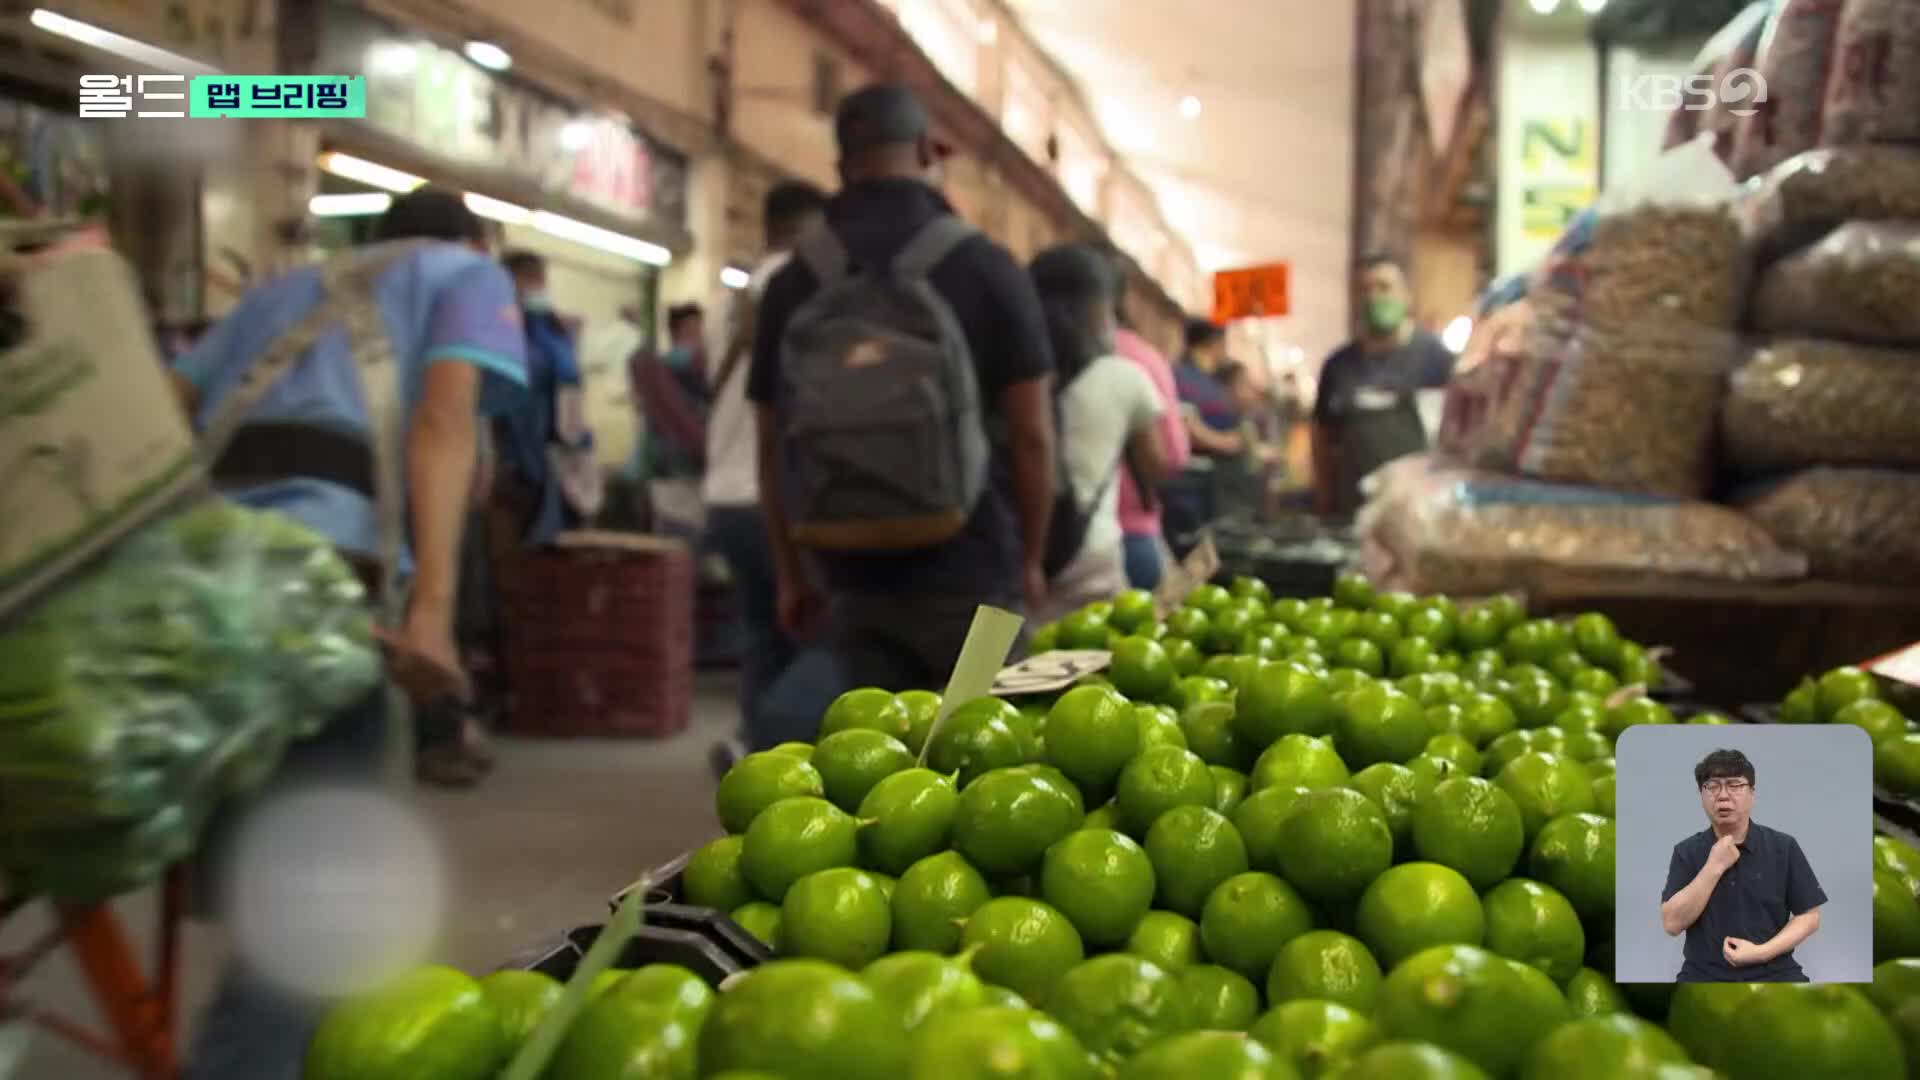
[1752,221,1920,346]
[1721,338,1920,474]
[1740,467,1920,584]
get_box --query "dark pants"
[705,504,796,750]
[184,689,390,1080]
[1123,534,1163,590]
[1161,471,1215,558]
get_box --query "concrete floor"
[4,673,737,1079]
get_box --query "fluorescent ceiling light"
[463,41,511,71]
[721,266,751,290]
[368,43,420,77]
[1578,0,1607,11]
[1179,95,1202,120]
[1442,315,1474,353]
[317,152,426,193]
[531,210,670,267]
[310,193,394,217]
[464,193,531,225]
[29,8,220,76]
[1529,0,1561,12]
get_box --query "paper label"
[1153,536,1222,619]
[1869,641,1920,690]
[916,605,1026,766]
[992,650,1113,697]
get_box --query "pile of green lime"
[304,578,1920,1079]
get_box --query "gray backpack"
[776,216,989,551]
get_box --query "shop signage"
[991,651,1112,697]
[1211,262,1292,323]
[1153,537,1221,620]
[1517,117,1596,245]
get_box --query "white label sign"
[1870,642,1920,690]
[992,650,1113,697]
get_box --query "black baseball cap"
[377,186,484,244]
[835,83,934,156]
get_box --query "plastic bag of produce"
[1361,457,1807,596]
[1752,221,1920,345]
[1739,146,1920,262]
[1720,338,1920,474]
[1705,2,1773,170]
[1729,0,1848,179]
[1738,467,1920,584]
[1821,0,1920,146]
[1440,140,1746,497]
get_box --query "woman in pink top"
[1114,315,1191,588]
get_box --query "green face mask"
[1365,296,1407,335]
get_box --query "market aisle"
[7,673,739,1079]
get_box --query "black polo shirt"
[1662,820,1826,982]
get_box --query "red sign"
[1211,263,1292,323]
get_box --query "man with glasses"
[1659,748,1826,982]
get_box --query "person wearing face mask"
[1310,253,1455,518]
[634,302,711,542]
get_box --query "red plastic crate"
[503,531,694,738]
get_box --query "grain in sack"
[1821,0,1920,147]
[1730,0,1848,179]
[1721,338,1920,474]
[1752,221,1920,345]
[1739,467,1920,584]
[1739,145,1920,262]
[1700,3,1774,166]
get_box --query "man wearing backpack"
[747,83,1056,700]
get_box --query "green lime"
[1481,593,1525,629]
[1423,734,1482,777]
[1213,766,1251,815]
[1333,637,1387,678]
[1568,613,1622,669]
[1239,662,1338,744]
[906,1006,1096,1080]
[820,687,913,741]
[1136,704,1189,750]
[1348,763,1424,856]
[1176,675,1236,714]
[1462,650,1508,688]
[1167,603,1211,640]
[1501,668,1567,730]
[768,741,814,759]
[1401,672,1467,708]
[1528,812,1616,925]
[741,796,859,901]
[1405,753,1467,793]
[1252,734,1351,792]
[861,950,986,1031]
[1210,607,1261,654]
[1046,685,1141,795]
[960,897,1086,1006]
[1333,573,1377,610]
[698,960,909,1080]
[1552,699,1606,735]
[1166,637,1205,678]
[1276,787,1392,905]
[1389,637,1442,677]
[716,752,827,834]
[1242,630,1286,660]
[953,767,1083,878]
[1128,910,1207,972]
[1503,619,1568,667]
[1355,610,1405,652]
[1003,763,1087,817]
[1455,607,1504,653]
[1199,871,1315,982]
[1372,590,1419,620]
[1040,828,1157,948]
[730,901,781,949]
[1059,608,1113,650]
[1876,734,1920,797]
[926,698,1028,787]
[683,835,755,911]
[1249,1000,1381,1077]
[1188,584,1234,614]
[1028,623,1062,653]
[1183,701,1256,770]
[1171,964,1263,1031]
[1818,665,1882,721]
[895,689,943,755]
[857,768,960,877]
[1480,731,1537,778]
[1495,752,1596,840]
[1111,588,1159,633]
[891,850,991,954]
[1412,777,1525,890]
[1122,1033,1290,1079]
[1377,944,1564,1077]
[1482,878,1585,984]
[1519,1013,1689,1080]
[1568,667,1620,697]
[1460,694,1519,749]
[588,969,630,999]
[1355,862,1485,970]
[1147,805,1251,918]
[1603,697,1674,738]
[1336,1041,1492,1078]
[1112,636,1178,701]
[1669,982,1904,1080]
[1563,967,1629,1017]
[1253,925,1370,1016]
[1270,597,1309,629]
[609,964,713,1025]
[1047,954,1182,1067]
[543,993,695,1080]
[1780,677,1820,724]
[1333,683,1429,768]
[812,729,914,813]
[781,867,892,969]
[1234,784,1312,875]
[1117,745,1218,836]
[1558,730,1613,765]
[1867,958,1920,1073]
[1875,834,1920,897]
[1544,648,1591,687]
[1404,607,1456,650]
[1875,865,1920,962]
[1589,774,1616,817]
[1083,802,1121,832]
[477,969,563,1052]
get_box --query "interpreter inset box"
[1613,724,1871,984]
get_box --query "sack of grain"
[1441,141,1745,498]
[1721,338,1920,474]
[1821,0,1920,146]
[1739,467,1920,584]
[1729,0,1849,179]
[1361,456,1807,596]
[1740,145,1920,261]
[1752,221,1920,345]
[1708,3,1774,172]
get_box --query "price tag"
[1153,536,1221,620]
[991,650,1113,697]
[1869,641,1920,689]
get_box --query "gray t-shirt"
[1060,353,1163,559]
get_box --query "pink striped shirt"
[1114,328,1190,536]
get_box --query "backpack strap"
[795,226,850,288]
[892,216,976,279]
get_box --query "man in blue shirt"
[171,186,527,1079]
[1164,317,1244,550]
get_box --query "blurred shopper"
[1113,303,1189,589]
[1029,244,1168,622]
[170,186,526,1080]
[634,302,710,542]
[498,250,599,542]
[1215,361,1289,516]
[750,83,1055,724]
[706,180,828,771]
[1311,253,1454,518]
[1164,317,1245,551]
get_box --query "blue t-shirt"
[175,243,528,563]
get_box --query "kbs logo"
[1621,68,1769,117]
